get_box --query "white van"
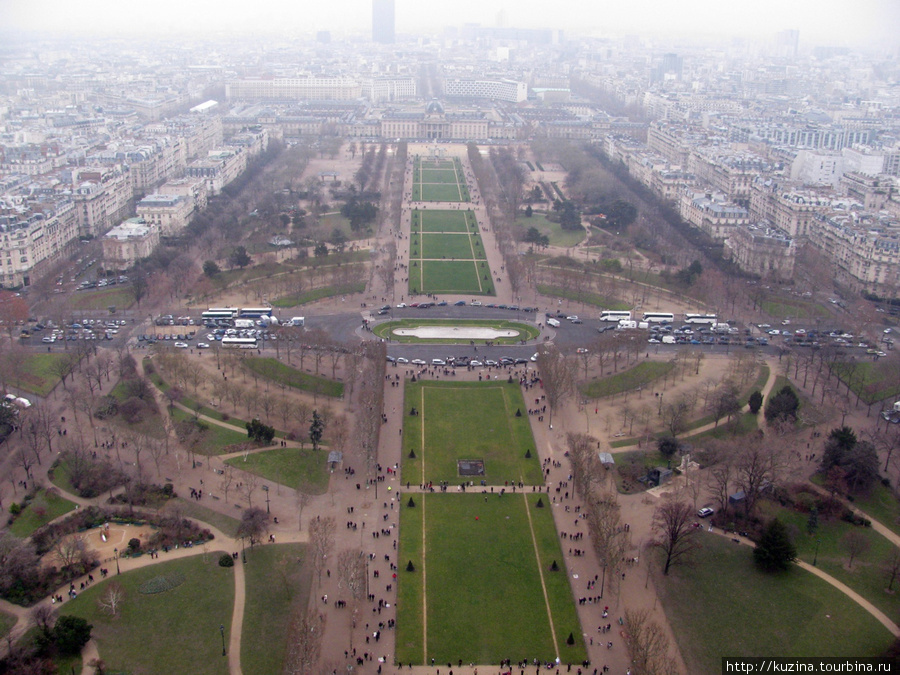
[662,335,676,344]
[290,317,305,327]
[547,318,561,328]
[617,320,637,330]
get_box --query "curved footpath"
[0,470,310,675]
[707,528,900,638]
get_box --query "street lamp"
[113,548,120,575]
[220,624,226,656]
[600,562,606,598]
[262,485,270,514]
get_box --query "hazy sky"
[3,0,899,45]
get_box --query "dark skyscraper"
[372,0,395,44]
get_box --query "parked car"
[697,507,714,518]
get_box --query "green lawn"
[760,297,831,320]
[832,361,900,404]
[402,381,543,486]
[271,281,366,308]
[14,353,69,396]
[373,319,540,345]
[413,209,473,233]
[421,233,482,260]
[0,608,16,639]
[71,286,135,311]
[396,493,585,664]
[579,361,675,399]
[242,357,344,398]
[62,554,234,675]
[416,260,490,295]
[225,447,330,495]
[48,456,78,496]
[517,213,585,248]
[169,498,241,538]
[657,535,894,675]
[421,183,465,202]
[242,543,310,675]
[171,407,250,455]
[536,284,629,310]
[608,363,770,448]
[851,481,900,538]
[759,500,900,620]
[420,168,459,183]
[9,489,78,537]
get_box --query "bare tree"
[97,581,126,617]
[282,609,325,675]
[623,607,681,675]
[337,548,367,602]
[883,549,900,592]
[241,472,261,509]
[54,533,89,572]
[651,497,701,575]
[308,516,336,587]
[220,465,236,504]
[296,488,312,531]
[661,396,692,438]
[706,456,734,516]
[536,344,576,426]
[842,530,870,569]
[31,604,56,638]
[238,507,270,547]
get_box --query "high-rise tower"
[372,0,395,44]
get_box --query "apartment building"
[442,78,528,103]
[102,218,159,270]
[72,166,134,238]
[678,189,750,241]
[749,180,830,239]
[158,176,209,212]
[0,198,78,288]
[725,223,795,281]
[810,210,900,297]
[688,152,768,206]
[362,77,417,103]
[136,194,193,237]
[225,78,362,101]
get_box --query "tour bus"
[238,307,273,318]
[221,336,258,349]
[202,307,239,321]
[599,310,632,322]
[683,313,718,325]
[641,312,675,323]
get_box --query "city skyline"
[3,0,899,47]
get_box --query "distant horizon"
[2,0,899,49]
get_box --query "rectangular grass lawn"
[422,233,478,260]
[422,183,464,202]
[421,168,459,183]
[63,554,234,675]
[420,210,471,232]
[402,381,543,485]
[225,447,330,494]
[397,493,585,664]
[657,535,894,675]
[417,260,486,294]
[242,543,309,675]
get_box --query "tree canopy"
[753,518,796,572]
[821,426,879,494]
[229,246,251,270]
[764,385,800,424]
